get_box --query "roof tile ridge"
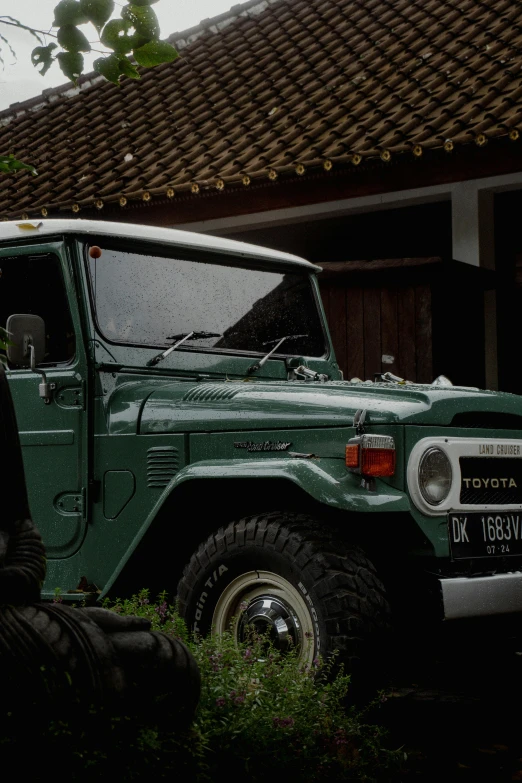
[0,74,104,126]
[167,0,282,48]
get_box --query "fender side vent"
[147,446,179,488]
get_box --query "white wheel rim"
[212,570,316,666]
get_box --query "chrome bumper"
[441,572,522,619]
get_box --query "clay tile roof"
[1,0,522,217]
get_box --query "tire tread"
[178,512,390,676]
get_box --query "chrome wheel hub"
[237,594,301,652]
[212,570,315,666]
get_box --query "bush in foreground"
[1,590,400,781]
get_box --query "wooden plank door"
[319,281,432,383]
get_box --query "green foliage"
[53,0,90,27]
[56,50,84,81]
[0,590,400,780]
[94,590,401,780]
[118,56,140,80]
[79,0,115,32]
[0,0,178,87]
[105,589,190,642]
[189,631,395,781]
[94,52,139,83]
[0,155,36,176]
[100,19,142,54]
[133,39,178,68]
[0,325,13,366]
[31,43,58,76]
[122,4,160,39]
[57,24,91,53]
[0,0,177,175]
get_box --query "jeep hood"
[109,380,522,435]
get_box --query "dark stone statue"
[0,364,200,726]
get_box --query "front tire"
[177,512,391,678]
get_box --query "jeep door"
[0,242,88,559]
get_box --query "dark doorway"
[226,201,452,264]
[495,190,522,394]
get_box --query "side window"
[0,253,75,366]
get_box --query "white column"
[452,183,495,269]
[484,289,498,390]
[452,183,497,388]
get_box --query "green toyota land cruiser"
[2,219,522,673]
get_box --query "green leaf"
[57,25,91,52]
[79,0,114,31]
[53,0,89,27]
[122,4,160,39]
[31,43,58,76]
[93,53,121,84]
[57,50,84,82]
[125,0,160,5]
[118,55,140,79]
[100,19,135,54]
[0,154,37,175]
[93,53,140,83]
[0,326,14,349]
[132,40,178,68]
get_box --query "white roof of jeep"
[0,219,320,271]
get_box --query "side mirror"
[6,314,46,367]
[5,314,53,404]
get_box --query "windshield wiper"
[247,334,308,374]
[147,331,221,367]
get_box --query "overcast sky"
[0,0,239,110]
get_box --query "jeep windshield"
[86,245,326,358]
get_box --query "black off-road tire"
[177,512,391,684]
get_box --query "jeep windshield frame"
[84,241,328,361]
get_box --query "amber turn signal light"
[360,447,396,477]
[346,435,396,477]
[345,444,360,468]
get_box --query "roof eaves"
[5,129,520,222]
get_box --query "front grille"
[459,457,522,504]
[451,412,522,430]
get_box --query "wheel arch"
[103,470,417,601]
[104,476,323,599]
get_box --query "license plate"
[449,513,522,559]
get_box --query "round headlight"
[419,448,452,505]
